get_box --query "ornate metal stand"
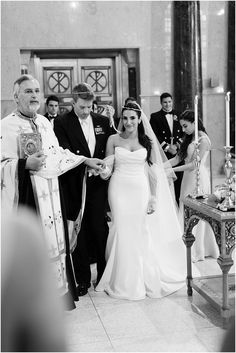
[219,146,234,211]
[183,197,235,325]
[191,141,203,198]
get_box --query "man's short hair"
[46,95,59,105]
[13,74,37,96]
[72,83,95,102]
[160,92,172,103]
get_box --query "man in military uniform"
[150,92,183,205]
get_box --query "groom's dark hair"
[122,102,152,165]
[72,83,95,102]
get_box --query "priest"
[1,74,105,310]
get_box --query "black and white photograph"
[1,1,235,352]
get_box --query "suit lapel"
[70,110,91,156]
[91,113,100,157]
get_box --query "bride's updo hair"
[121,102,152,165]
[178,110,207,160]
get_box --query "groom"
[54,83,112,296]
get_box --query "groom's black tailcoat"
[54,109,112,285]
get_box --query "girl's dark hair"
[178,110,207,160]
[124,96,136,105]
[122,102,153,165]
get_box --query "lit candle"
[225,92,230,147]
[194,95,198,143]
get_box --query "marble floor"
[64,259,235,352]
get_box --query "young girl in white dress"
[169,110,219,262]
[95,103,188,300]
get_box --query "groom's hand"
[87,168,100,176]
[84,158,105,172]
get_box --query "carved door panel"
[78,58,115,115]
[37,59,78,114]
[38,58,116,116]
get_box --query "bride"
[95,102,187,300]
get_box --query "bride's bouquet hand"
[99,164,112,180]
[147,196,156,215]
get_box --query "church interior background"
[1,1,235,352]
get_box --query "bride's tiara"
[122,105,141,112]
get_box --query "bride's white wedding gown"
[96,147,187,300]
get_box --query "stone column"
[173,1,203,118]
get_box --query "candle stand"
[218,146,234,211]
[191,142,204,198]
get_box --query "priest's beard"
[29,103,40,115]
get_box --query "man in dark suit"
[54,83,112,296]
[44,95,60,128]
[150,92,183,205]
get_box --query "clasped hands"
[85,158,107,176]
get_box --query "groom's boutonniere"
[95,126,105,135]
[173,115,178,121]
